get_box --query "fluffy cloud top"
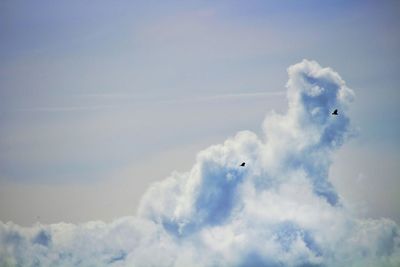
[1,60,399,267]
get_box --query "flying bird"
[240,162,245,167]
[332,109,338,115]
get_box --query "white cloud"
[1,60,399,267]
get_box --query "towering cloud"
[1,60,399,267]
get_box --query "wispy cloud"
[80,91,285,104]
[13,105,117,113]
[7,92,284,113]
[193,91,285,100]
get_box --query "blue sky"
[0,0,399,225]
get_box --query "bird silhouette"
[332,109,338,115]
[240,162,245,167]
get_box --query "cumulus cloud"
[1,60,399,267]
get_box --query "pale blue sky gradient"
[0,0,399,225]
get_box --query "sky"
[0,0,399,228]
[1,1,400,265]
